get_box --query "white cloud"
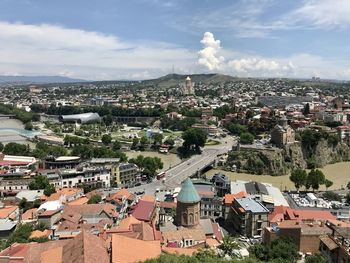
[290,0,350,28]
[0,21,196,80]
[198,32,225,70]
[198,32,296,77]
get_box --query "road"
[128,136,237,196]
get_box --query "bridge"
[128,136,237,195]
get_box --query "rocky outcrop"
[226,140,349,176]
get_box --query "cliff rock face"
[313,139,350,167]
[226,140,349,176]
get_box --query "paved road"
[128,136,237,196]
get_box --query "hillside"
[141,73,238,88]
[0,75,86,84]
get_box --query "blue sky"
[0,0,350,80]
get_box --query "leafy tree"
[269,237,298,262]
[325,179,333,190]
[24,122,33,130]
[131,137,139,149]
[153,133,164,145]
[347,181,350,189]
[3,142,30,156]
[164,138,175,147]
[346,192,350,204]
[88,195,102,204]
[218,235,240,257]
[101,134,112,145]
[43,184,56,197]
[305,254,327,263]
[323,191,341,202]
[290,169,307,191]
[6,224,33,247]
[103,114,113,126]
[306,169,326,191]
[129,155,163,178]
[182,128,207,152]
[112,140,122,151]
[225,123,247,136]
[240,132,254,144]
[0,142,3,152]
[303,103,310,115]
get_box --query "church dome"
[177,178,201,203]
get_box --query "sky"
[0,0,350,80]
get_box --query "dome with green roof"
[177,178,201,203]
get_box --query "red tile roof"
[131,200,155,222]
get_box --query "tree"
[29,175,56,198]
[323,191,341,202]
[240,132,254,144]
[347,181,350,189]
[0,142,4,152]
[43,184,56,197]
[103,114,113,126]
[6,224,33,247]
[325,179,333,190]
[164,138,175,147]
[346,192,350,204]
[131,137,139,149]
[112,140,122,151]
[88,195,102,204]
[290,169,307,191]
[218,235,240,257]
[303,103,310,115]
[305,254,327,263]
[306,169,326,191]
[3,142,30,156]
[153,133,163,145]
[269,237,298,262]
[24,122,33,130]
[225,123,247,136]
[101,134,112,145]
[182,128,207,152]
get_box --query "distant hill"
[141,73,237,88]
[0,75,86,84]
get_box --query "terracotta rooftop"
[21,208,38,221]
[67,197,89,206]
[111,234,161,263]
[162,227,206,243]
[130,200,155,222]
[224,192,248,205]
[63,203,118,219]
[30,229,51,239]
[0,206,18,219]
[117,215,141,230]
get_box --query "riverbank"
[0,118,38,147]
[205,161,350,191]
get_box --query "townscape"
[1,1,350,263]
[0,74,349,263]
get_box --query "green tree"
[0,142,3,152]
[290,169,307,191]
[182,128,207,152]
[346,192,350,204]
[306,169,326,191]
[269,237,298,262]
[6,224,33,247]
[101,134,112,145]
[24,122,33,130]
[305,254,327,263]
[347,181,350,189]
[164,138,175,147]
[131,137,139,149]
[153,133,164,145]
[3,142,30,156]
[218,235,240,257]
[240,132,254,144]
[325,179,333,190]
[303,103,310,115]
[225,123,247,136]
[43,184,56,197]
[103,114,113,126]
[88,195,102,204]
[112,140,122,151]
[323,191,341,202]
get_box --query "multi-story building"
[228,197,269,237]
[114,163,139,188]
[211,172,231,197]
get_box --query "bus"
[156,172,166,180]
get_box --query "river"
[205,161,350,191]
[0,118,39,146]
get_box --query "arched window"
[183,213,187,225]
[189,213,193,224]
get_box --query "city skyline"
[1,0,350,80]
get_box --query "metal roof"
[177,178,201,204]
[59,112,101,123]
